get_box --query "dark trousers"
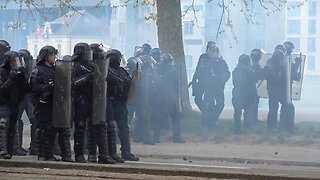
[73,99,91,157]
[267,95,295,132]
[112,100,131,154]
[232,99,254,134]
[203,88,225,128]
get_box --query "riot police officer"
[0,51,26,159]
[265,49,287,131]
[201,45,230,129]
[189,41,217,115]
[29,46,72,161]
[107,49,139,161]
[0,40,11,65]
[133,55,156,145]
[78,43,116,164]
[153,54,185,143]
[150,48,161,63]
[141,43,152,56]
[232,54,257,134]
[281,41,301,132]
[250,48,263,124]
[12,49,35,156]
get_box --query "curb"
[137,154,320,167]
[0,159,317,180]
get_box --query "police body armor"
[52,60,73,128]
[92,57,109,125]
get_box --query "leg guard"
[29,119,38,155]
[0,117,9,156]
[87,123,97,162]
[74,118,86,162]
[42,125,58,161]
[107,120,124,163]
[36,128,44,160]
[13,119,27,156]
[95,123,116,164]
[58,128,73,162]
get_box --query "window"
[308,20,316,34]
[308,38,316,52]
[307,56,316,70]
[287,20,301,34]
[287,38,300,51]
[184,21,193,35]
[309,1,317,16]
[185,55,193,69]
[287,2,301,16]
[184,39,203,45]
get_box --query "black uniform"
[152,54,184,143]
[106,49,139,161]
[29,46,72,161]
[75,43,116,164]
[266,42,301,132]
[0,51,26,159]
[133,55,155,145]
[201,49,230,129]
[250,49,264,125]
[13,49,35,156]
[232,55,257,134]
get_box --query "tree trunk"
[156,0,192,111]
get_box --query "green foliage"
[179,110,320,145]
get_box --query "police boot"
[107,121,124,163]
[13,119,27,156]
[29,121,38,155]
[87,124,97,163]
[74,119,87,163]
[43,125,59,161]
[119,129,139,161]
[172,117,185,143]
[95,123,116,164]
[36,128,45,161]
[0,118,9,158]
[58,129,74,162]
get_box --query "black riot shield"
[92,58,109,125]
[26,59,37,119]
[52,60,73,128]
[127,62,141,105]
